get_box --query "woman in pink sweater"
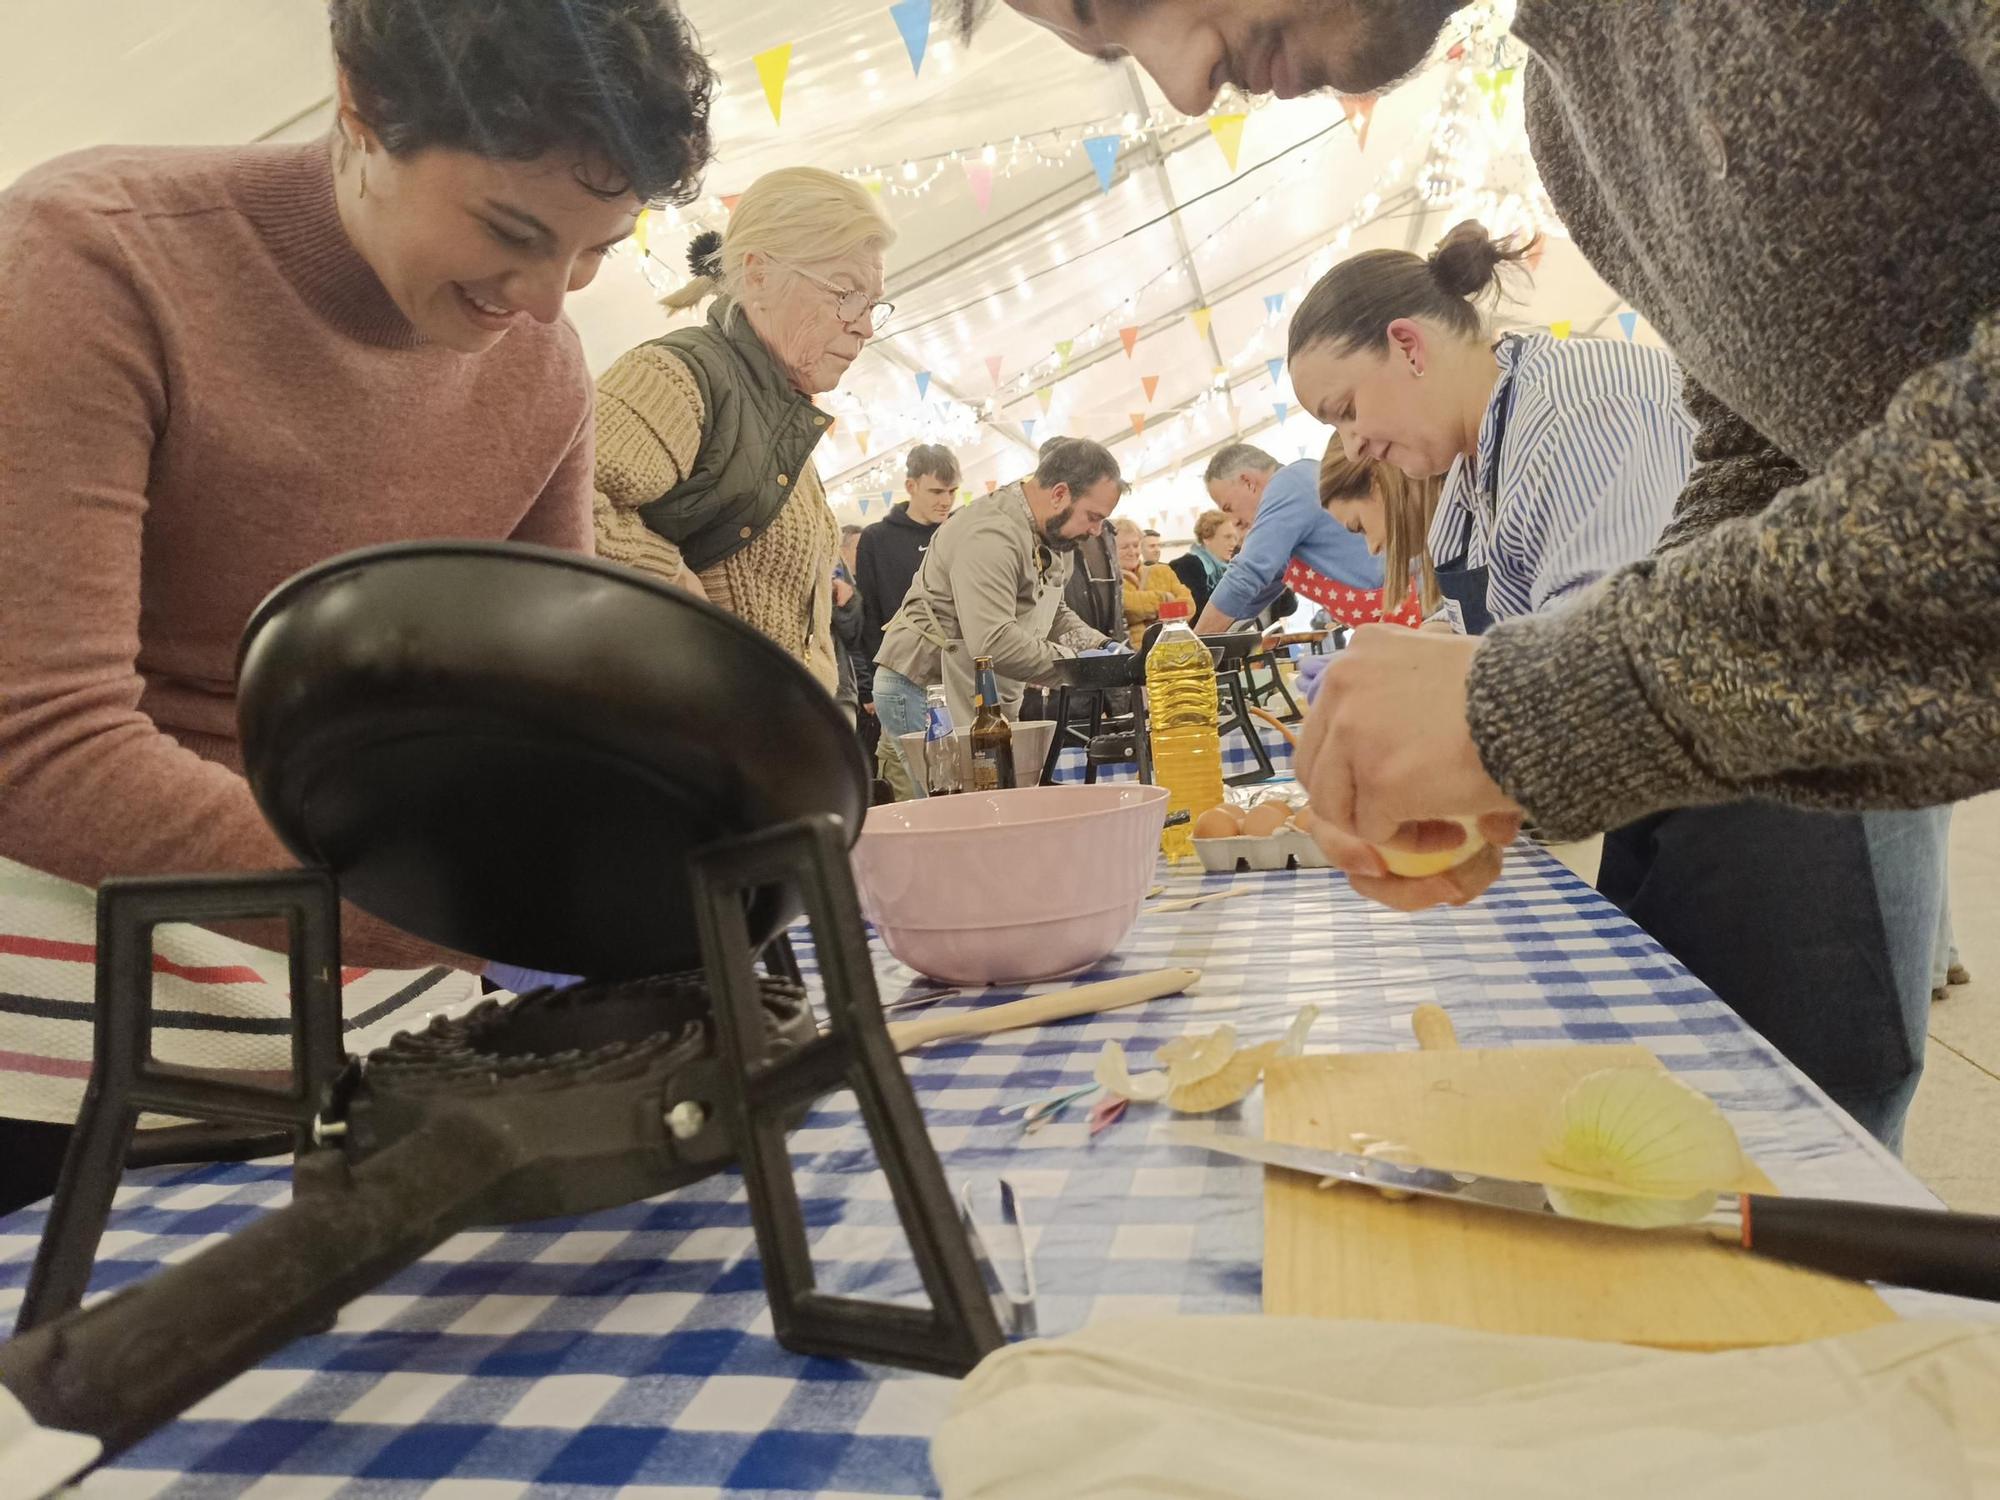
[0,0,715,1209]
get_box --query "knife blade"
[1169,1126,2000,1303]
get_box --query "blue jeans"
[1598,803,1946,1152]
[872,665,932,798]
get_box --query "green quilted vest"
[636,298,833,573]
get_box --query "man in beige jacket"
[874,438,1126,785]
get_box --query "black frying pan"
[237,542,867,979]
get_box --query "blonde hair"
[1193,509,1232,546]
[661,166,894,314]
[1318,440,1444,618]
[1113,517,1145,543]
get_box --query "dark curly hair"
[329,0,716,206]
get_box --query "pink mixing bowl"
[852,784,1169,984]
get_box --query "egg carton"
[1192,825,1330,873]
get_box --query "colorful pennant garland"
[1189,306,1213,340]
[1119,325,1140,358]
[1617,311,1639,341]
[1141,374,1160,403]
[754,44,792,124]
[963,161,994,212]
[1209,113,1247,172]
[1083,134,1121,193]
[915,370,932,400]
[890,0,930,76]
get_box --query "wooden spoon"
[888,966,1201,1053]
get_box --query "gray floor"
[1547,791,2000,1211]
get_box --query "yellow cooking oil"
[1144,602,1224,861]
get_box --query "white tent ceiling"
[2,0,1652,539]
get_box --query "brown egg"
[1241,802,1291,838]
[1192,806,1244,840]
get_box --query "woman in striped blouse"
[1287,225,1944,1149]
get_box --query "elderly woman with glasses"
[594,167,894,693]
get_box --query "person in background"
[1114,517,1194,649]
[1043,435,1124,644]
[875,438,1125,788]
[1169,509,1238,615]
[1320,452,1447,621]
[0,0,716,1213]
[1287,226,1943,1149]
[855,443,959,797]
[1194,439,1405,635]
[1141,528,1165,566]
[838,523,863,583]
[593,167,892,695]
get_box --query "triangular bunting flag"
[860,179,883,198]
[890,0,930,76]
[1083,134,1120,193]
[1130,413,1147,437]
[631,209,651,254]
[1340,95,1377,151]
[1119,325,1139,358]
[1036,386,1054,414]
[985,354,1004,387]
[1208,112,1248,172]
[1266,357,1283,385]
[1273,402,1289,425]
[1054,339,1073,364]
[1189,306,1212,340]
[856,429,871,454]
[1141,375,1159,402]
[723,193,743,211]
[1617,311,1639,341]
[882,490,894,507]
[1022,418,1038,443]
[753,44,793,125]
[915,370,932,400]
[985,479,998,493]
[1525,235,1547,272]
[963,161,994,213]
[824,415,836,434]
[1264,293,1286,318]
[859,497,871,516]
[1550,320,1573,340]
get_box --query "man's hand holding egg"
[1285,626,1528,911]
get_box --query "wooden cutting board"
[1263,1044,1892,1348]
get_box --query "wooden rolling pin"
[887,966,1201,1053]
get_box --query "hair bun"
[686,228,724,279]
[1426,220,1536,301]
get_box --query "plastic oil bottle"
[1144,600,1223,861]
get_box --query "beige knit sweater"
[593,344,839,693]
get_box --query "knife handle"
[1740,1194,2000,1302]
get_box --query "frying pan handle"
[1739,1194,2000,1302]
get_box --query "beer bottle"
[969,656,1015,792]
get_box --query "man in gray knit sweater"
[998,0,1997,891]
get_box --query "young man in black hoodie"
[856,443,959,796]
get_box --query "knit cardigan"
[1464,0,2000,839]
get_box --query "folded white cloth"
[934,1316,2000,1498]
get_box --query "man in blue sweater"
[1194,442,1410,635]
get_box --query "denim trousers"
[1598,803,1947,1152]
[872,664,933,798]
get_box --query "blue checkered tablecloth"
[0,843,1971,1499]
[1049,723,1293,784]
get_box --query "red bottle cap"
[1158,600,1191,620]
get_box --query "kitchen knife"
[1170,1127,2000,1303]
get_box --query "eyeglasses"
[771,257,893,333]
